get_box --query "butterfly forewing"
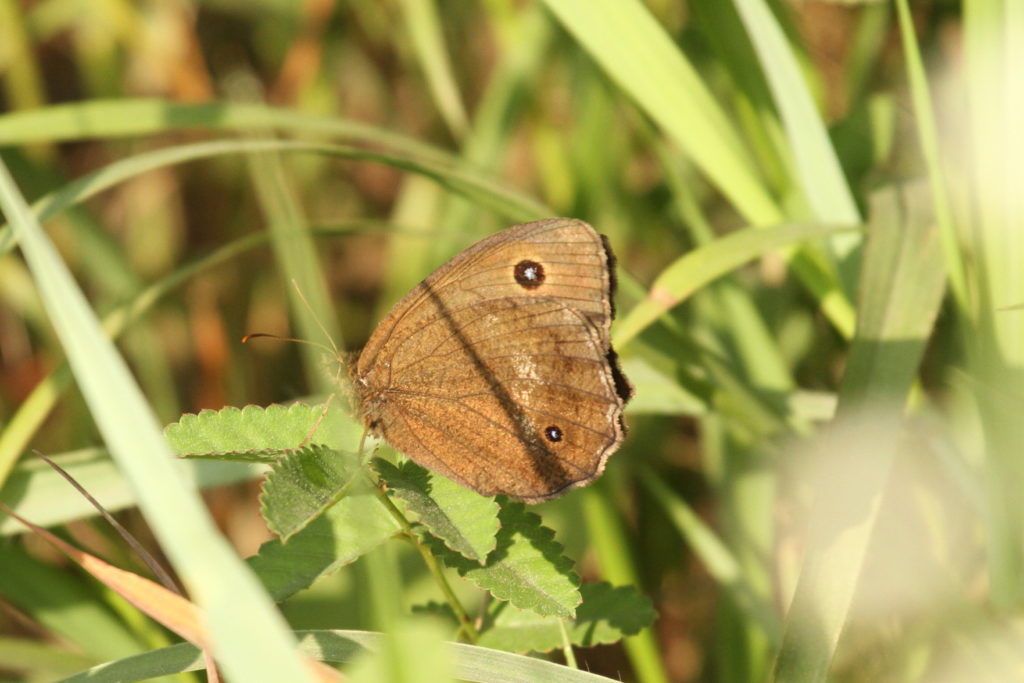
[356,218,612,375]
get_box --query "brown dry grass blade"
[1,503,209,643]
[33,451,182,594]
[0,504,341,681]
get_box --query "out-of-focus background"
[2,1,1023,681]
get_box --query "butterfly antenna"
[240,332,335,356]
[290,278,340,357]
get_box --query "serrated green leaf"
[178,451,282,464]
[427,501,580,618]
[248,477,401,601]
[261,446,362,542]
[164,403,330,456]
[478,582,656,653]
[375,459,499,562]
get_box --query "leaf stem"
[558,619,578,668]
[372,483,479,643]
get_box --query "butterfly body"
[353,218,632,502]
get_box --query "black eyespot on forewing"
[544,425,563,442]
[514,260,545,289]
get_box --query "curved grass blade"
[58,629,621,683]
[1,137,549,256]
[614,221,856,347]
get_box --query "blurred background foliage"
[2,0,1023,681]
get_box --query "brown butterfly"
[353,218,632,502]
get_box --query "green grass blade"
[348,617,457,683]
[639,468,781,643]
[614,221,855,347]
[581,487,669,683]
[0,545,141,661]
[836,185,946,408]
[398,0,468,140]
[0,99,443,159]
[0,102,549,220]
[894,0,968,310]
[0,139,436,254]
[960,0,1024,612]
[732,0,862,264]
[0,157,313,681]
[0,636,97,680]
[541,0,781,225]
[59,629,622,682]
[774,184,946,680]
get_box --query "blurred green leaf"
[238,133,345,398]
[0,545,141,661]
[347,617,457,683]
[895,0,967,308]
[838,183,945,408]
[398,0,468,140]
[619,355,708,416]
[0,636,98,680]
[478,582,655,653]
